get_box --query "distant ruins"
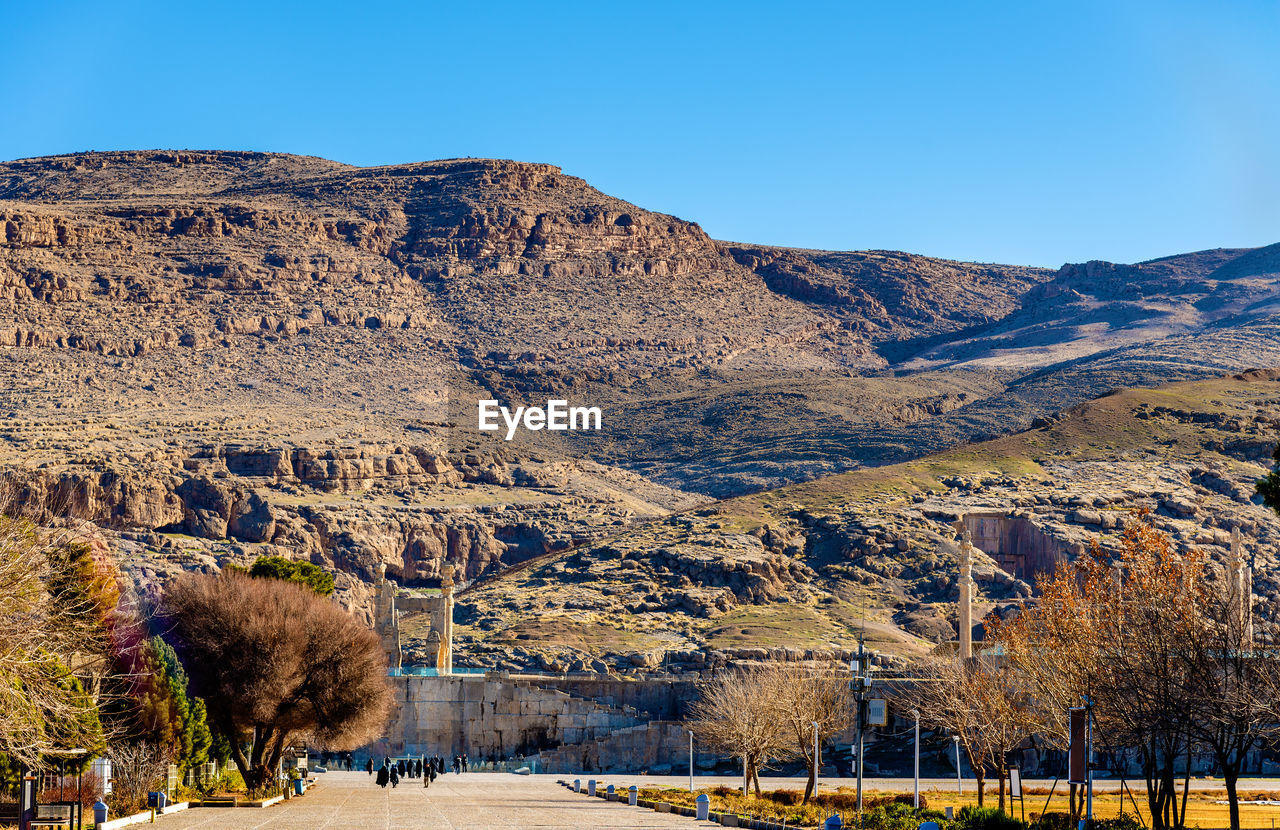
[951,512,1258,660]
[374,563,455,674]
[1228,526,1255,647]
[959,511,1066,585]
[955,521,975,660]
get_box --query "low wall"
[376,675,643,760]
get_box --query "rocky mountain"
[453,370,1280,674]
[1,149,1278,650]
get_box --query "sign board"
[1009,766,1022,798]
[1068,707,1088,784]
[867,698,888,726]
[296,756,307,770]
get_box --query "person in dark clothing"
[366,758,374,776]
[396,759,405,777]
[389,764,400,788]
[375,764,389,788]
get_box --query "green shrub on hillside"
[244,556,335,596]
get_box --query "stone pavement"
[146,770,700,829]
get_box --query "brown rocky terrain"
[455,370,1280,673]
[2,149,1278,655]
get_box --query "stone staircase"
[533,720,689,774]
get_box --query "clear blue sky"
[4,1,1278,267]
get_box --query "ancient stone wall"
[529,676,696,720]
[374,674,697,771]
[378,675,644,761]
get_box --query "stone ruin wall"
[373,674,696,766]
[962,512,1066,586]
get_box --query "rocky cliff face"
[2,150,1279,648]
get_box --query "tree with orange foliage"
[987,513,1277,830]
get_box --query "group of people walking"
[366,754,468,788]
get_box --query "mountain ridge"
[2,149,1278,663]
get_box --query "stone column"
[375,564,403,670]
[1229,528,1254,648]
[436,564,455,675]
[955,522,974,661]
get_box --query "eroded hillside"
[450,371,1280,673]
[2,150,1279,630]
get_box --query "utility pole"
[852,637,872,826]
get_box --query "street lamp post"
[953,735,962,795]
[912,709,920,810]
[812,720,820,797]
[688,731,694,793]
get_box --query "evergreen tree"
[125,637,214,773]
[1257,443,1280,514]
[246,555,335,596]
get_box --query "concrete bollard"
[573,779,581,793]
[588,779,596,797]
[606,784,616,801]
[628,785,638,806]
[825,815,843,829]
[696,793,710,821]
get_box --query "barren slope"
[451,370,1280,673]
[2,149,1279,631]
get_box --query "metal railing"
[387,666,489,677]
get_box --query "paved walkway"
[143,771,1280,830]
[529,773,1280,794]
[147,771,699,829]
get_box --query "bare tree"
[107,741,171,815]
[161,570,393,792]
[688,664,790,795]
[767,661,854,803]
[910,653,1033,810]
[1183,564,1280,830]
[0,514,116,769]
[992,515,1209,830]
[988,563,1100,820]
